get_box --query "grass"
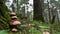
[0,30,8,34]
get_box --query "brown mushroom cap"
[11,16,17,19]
[9,12,16,15]
[10,20,21,25]
[13,21,21,25]
[12,28,18,32]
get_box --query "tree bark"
[34,0,44,22]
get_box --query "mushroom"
[9,12,16,16]
[13,21,21,25]
[10,20,21,25]
[12,28,18,32]
[11,16,17,19]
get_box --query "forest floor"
[0,20,60,34]
[0,23,49,34]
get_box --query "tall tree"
[34,0,44,22]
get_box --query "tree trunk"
[34,0,44,22]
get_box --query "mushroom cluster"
[9,12,21,32]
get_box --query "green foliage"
[20,0,28,5]
[52,23,60,31]
[0,30,8,34]
[0,0,11,29]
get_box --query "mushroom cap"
[13,21,21,25]
[12,28,18,32]
[9,12,16,15]
[11,16,17,19]
[10,20,21,25]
